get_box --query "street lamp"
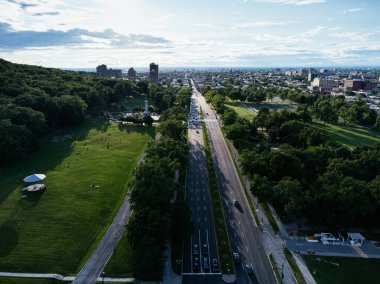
[102,271,105,284]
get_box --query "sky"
[0,0,379,68]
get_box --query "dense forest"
[204,87,380,229]
[0,59,182,167]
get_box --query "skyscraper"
[149,62,159,84]
[128,67,137,81]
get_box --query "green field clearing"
[103,230,133,278]
[0,278,62,284]
[304,255,380,284]
[0,119,154,274]
[224,102,255,121]
[311,121,380,148]
[122,95,146,111]
[244,101,296,111]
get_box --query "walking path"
[0,272,133,282]
[162,241,181,284]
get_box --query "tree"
[221,108,238,125]
[273,177,304,216]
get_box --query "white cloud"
[195,23,216,28]
[343,8,365,13]
[252,0,326,6]
[329,32,371,42]
[231,20,296,30]
[251,25,324,43]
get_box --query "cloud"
[231,21,296,29]
[343,8,364,13]
[329,32,370,42]
[195,23,216,28]
[32,11,60,16]
[4,0,39,9]
[252,0,326,6]
[0,22,171,49]
[251,26,324,43]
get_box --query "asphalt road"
[182,91,222,284]
[192,81,277,284]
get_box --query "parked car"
[202,244,208,256]
[246,263,254,275]
[203,257,210,271]
[193,244,199,255]
[193,257,200,272]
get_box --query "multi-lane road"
[192,80,277,284]
[182,91,222,284]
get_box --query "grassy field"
[121,95,146,111]
[284,248,307,284]
[244,100,296,111]
[0,119,154,274]
[103,230,134,278]
[224,102,255,121]
[304,255,380,284]
[0,278,63,284]
[311,121,380,148]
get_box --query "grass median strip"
[202,123,234,275]
[261,203,280,234]
[225,141,261,230]
[283,248,307,284]
[269,253,283,284]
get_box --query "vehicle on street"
[212,258,219,272]
[246,263,254,275]
[193,244,199,255]
[196,130,199,134]
[233,252,240,263]
[233,199,239,206]
[203,257,210,271]
[193,257,200,272]
[202,244,208,256]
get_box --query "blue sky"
[0,0,379,68]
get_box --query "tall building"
[308,69,318,82]
[310,78,334,93]
[149,62,159,84]
[96,64,122,78]
[344,79,378,92]
[128,67,137,81]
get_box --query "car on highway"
[245,263,254,275]
[196,130,199,134]
[233,199,239,206]
[193,244,199,255]
[193,257,200,272]
[212,258,219,272]
[202,244,208,256]
[233,252,240,263]
[203,257,210,271]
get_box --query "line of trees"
[126,87,192,280]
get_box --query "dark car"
[233,252,240,263]
[212,258,219,272]
[233,199,239,206]
[202,244,208,256]
[203,257,210,271]
[193,257,200,272]
[246,263,254,275]
[193,244,199,256]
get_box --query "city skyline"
[0,0,379,68]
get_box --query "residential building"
[344,79,378,92]
[128,67,137,81]
[149,62,159,84]
[96,64,122,78]
[310,77,334,92]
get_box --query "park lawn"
[244,100,296,111]
[122,95,146,111]
[310,121,380,148]
[103,230,133,278]
[0,278,63,284]
[304,255,380,284]
[0,119,154,275]
[224,102,255,121]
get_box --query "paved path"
[72,193,132,284]
[162,241,181,284]
[0,272,133,282]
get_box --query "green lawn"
[224,102,255,121]
[0,278,63,284]
[103,231,133,278]
[121,95,147,111]
[304,256,380,284]
[311,121,380,148]
[0,119,154,274]
[244,100,296,111]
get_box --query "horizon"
[1,0,379,68]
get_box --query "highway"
[192,80,277,284]
[182,90,223,284]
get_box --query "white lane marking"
[242,232,245,238]
[190,235,193,273]
[246,246,249,252]
[234,232,237,238]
